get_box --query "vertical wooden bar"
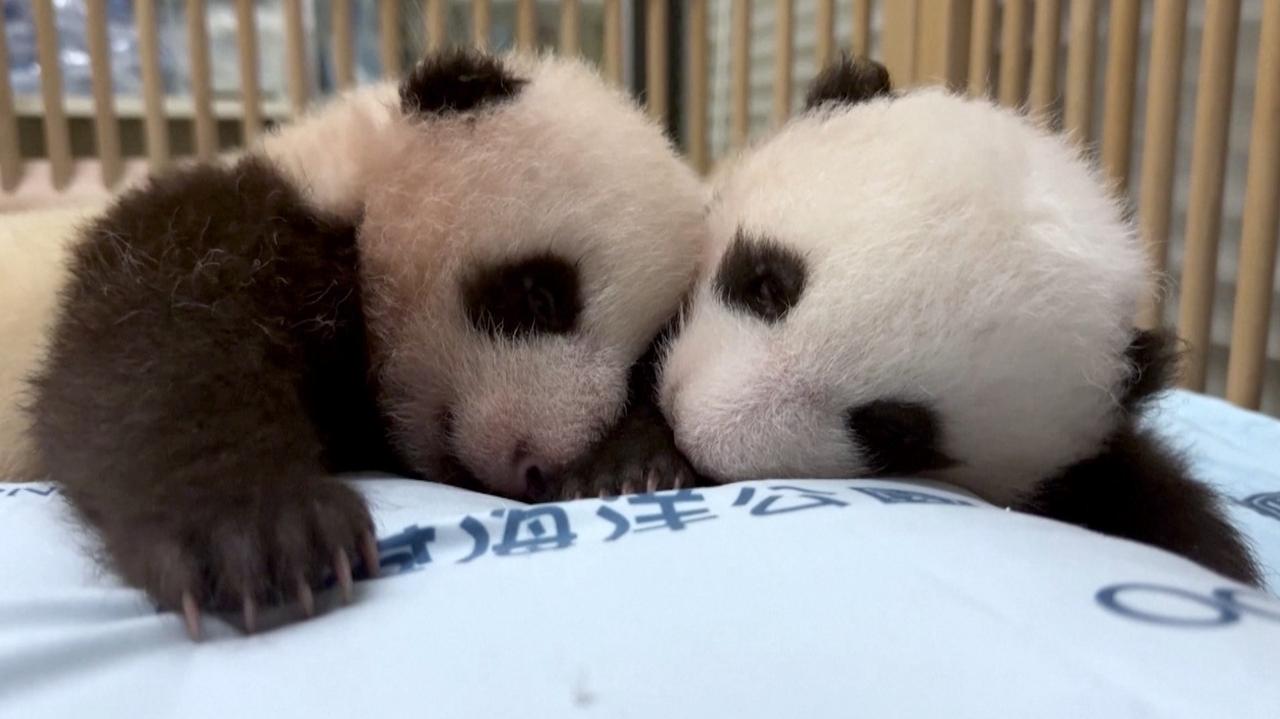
[187,0,217,160]
[916,0,971,90]
[1063,0,1098,142]
[136,0,170,168]
[33,0,72,189]
[1136,0,1188,327]
[731,0,751,147]
[283,0,309,114]
[425,0,447,52]
[773,0,794,125]
[968,0,996,97]
[235,0,263,144]
[473,0,491,50]
[816,0,835,68]
[1028,0,1062,120]
[332,0,355,89]
[517,0,537,51]
[998,0,1029,107]
[380,0,402,77]
[689,0,709,172]
[1176,0,1241,391]
[646,0,668,121]
[852,0,871,58]
[603,0,623,84]
[883,0,919,87]
[1100,0,1141,190]
[86,0,122,187]
[0,7,20,190]
[1225,0,1280,409]
[560,0,581,55]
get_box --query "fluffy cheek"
[659,308,860,481]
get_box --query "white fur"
[660,88,1148,505]
[355,54,707,496]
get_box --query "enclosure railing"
[1,0,1277,415]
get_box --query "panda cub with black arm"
[29,50,707,637]
[656,57,1258,584]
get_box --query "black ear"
[1119,328,1182,412]
[804,55,892,111]
[400,49,527,117]
[845,399,955,475]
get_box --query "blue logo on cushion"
[1239,492,1280,522]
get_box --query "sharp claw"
[296,574,315,617]
[359,531,381,579]
[620,481,634,496]
[645,471,659,494]
[181,592,202,641]
[334,548,354,604]
[598,488,608,499]
[242,594,257,634]
[673,473,685,490]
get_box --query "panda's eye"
[714,230,807,323]
[463,254,581,338]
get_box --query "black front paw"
[557,404,706,500]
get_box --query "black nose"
[524,462,549,501]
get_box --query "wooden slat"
[283,0,309,114]
[816,0,836,68]
[852,0,872,58]
[1063,0,1098,142]
[33,0,72,189]
[187,0,217,160]
[1028,0,1062,121]
[1176,0,1241,391]
[0,3,19,190]
[968,0,996,97]
[332,0,355,89]
[731,0,751,147]
[136,0,170,168]
[473,0,491,50]
[998,0,1029,107]
[1225,0,1280,409]
[380,0,402,77]
[773,0,794,125]
[916,0,971,90]
[517,0,537,52]
[603,0,623,84]
[1100,0,1141,190]
[425,0,447,52]
[235,0,263,143]
[646,0,668,121]
[559,0,581,55]
[1136,0,1188,327]
[883,0,919,87]
[689,0,709,172]
[85,0,122,187]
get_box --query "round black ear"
[400,48,527,117]
[803,55,892,111]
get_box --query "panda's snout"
[506,441,554,502]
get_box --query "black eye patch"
[845,399,955,476]
[463,254,581,339]
[713,231,808,323]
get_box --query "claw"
[620,481,634,496]
[673,472,685,490]
[296,574,315,617]
[359,531,381,579]
[334,548,354,604]
[598,488,608,499]
[181,591,202,641]
[645,471,659,494]
[242,594,257,634]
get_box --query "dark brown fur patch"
[1018,424,1260,586]
[1119,327,1182,412]
[400,48,526,117]
[804,55,892,111]
[845,399,955,476]
[28,156,401,615]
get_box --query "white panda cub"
[29,50,707,637]
[657,57,1258,585]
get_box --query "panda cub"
[655,57,1258,585]
[29,50,707,636]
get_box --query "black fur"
[400,48,526,117]
[1018,424,1260,586]
[714,230,808,324]
[28,156,401,615]
[1119,327,1182,412]
[845,399,955,475]
[804,55,892,111]
[463,253,581,339]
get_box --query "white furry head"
[343,52,707,498]
[661,76,1148,504]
